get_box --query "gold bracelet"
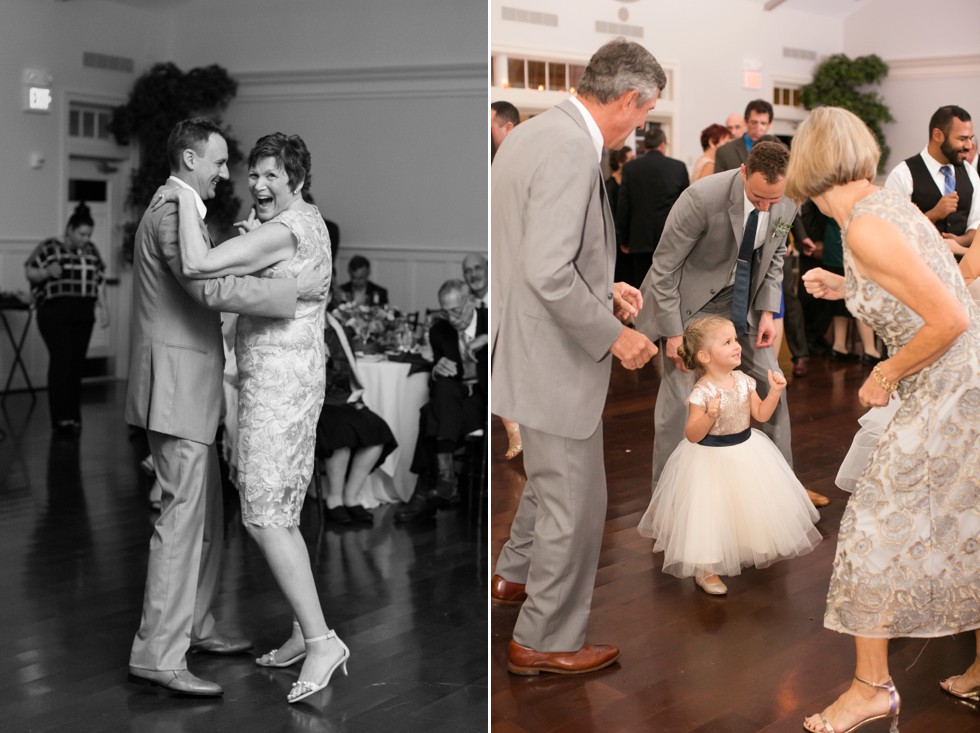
[871,363,898,393]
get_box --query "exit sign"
[23,69,53,114]
[28,86,52,113]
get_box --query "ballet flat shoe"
[806,489,831,508]
[694,572,728,595]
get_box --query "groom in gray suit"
[490,39,663,676]
[126,118,326,695]
[637,140,816,496]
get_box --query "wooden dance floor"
[0,382,486,733]
[491,355,978,732]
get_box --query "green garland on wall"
[109,62,243,261]
[801,53,894,172]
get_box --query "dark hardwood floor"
[0,382,486,733]
[490,354,979,733]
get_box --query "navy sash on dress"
[698,428,750,447]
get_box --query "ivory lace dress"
[236,208,330,527]
[824,188,980,637]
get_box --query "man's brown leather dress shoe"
[128,668,223,696]
[490,575,527,606]
[507,640,620,676]
[806,489,830,508]
[189,635,253,655]
[792,357,809,377]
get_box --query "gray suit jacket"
[635,169,796,341]
[714,135,749,173]
[125,181,298,444]
[490,100,622,440]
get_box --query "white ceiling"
[747,0,870,17]
[68,0,193,6]
[76,0,871,17]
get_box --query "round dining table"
[351,355,431,506]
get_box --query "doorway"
[66,157,124,379]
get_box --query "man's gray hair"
[576,38,666,106]
[438,278,469,301]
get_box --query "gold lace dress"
[824,188,980,637]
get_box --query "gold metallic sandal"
[940,656,980,701]
[803,675,900,733]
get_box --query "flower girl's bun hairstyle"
[679,315,731,377]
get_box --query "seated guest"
[340,255,388,306]
[315,311,397,524]
[395,279,487,523]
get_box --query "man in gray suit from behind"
[636,141,804,492]
[125,118,327,696]
[490,39,663,676]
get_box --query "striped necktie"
[940,165,955,195]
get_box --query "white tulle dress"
[638,371,821,578]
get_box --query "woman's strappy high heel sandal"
[256,621,306,668]
[803,675,900,733]
[940,656,980,701]
[504,423,522,460]
[287,629,350,704]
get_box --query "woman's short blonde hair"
[785,106,880,202]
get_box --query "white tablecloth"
[354,358,430,505]
[221,340,430,506]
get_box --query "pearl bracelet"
[871,364,898,393]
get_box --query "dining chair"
[460,425,488,527]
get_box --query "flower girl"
[637,315,820,595]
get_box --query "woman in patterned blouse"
[24,202,107,435]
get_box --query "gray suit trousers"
[494,422,607,652]
[652,295,793,486]
[130,431,222,672]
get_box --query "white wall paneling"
[333,246,477,316]
[226,62,487,315]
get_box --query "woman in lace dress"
[157,133,348,704]
[789,107,980,732]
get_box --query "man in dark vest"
[884,105,979,257]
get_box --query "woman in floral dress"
[788,107,980,733]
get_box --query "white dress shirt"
[727,190,770,286]
[883,148,980,232]
[569,96,604,164]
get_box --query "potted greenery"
[801,53,894,172]
[109,62,243,261]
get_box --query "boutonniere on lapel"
[771,219,792,240]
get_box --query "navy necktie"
[940,165,955,195]
[731,208,759,338]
